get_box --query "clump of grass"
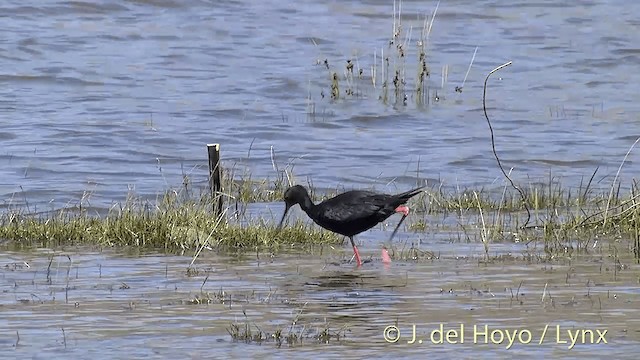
[0,191,342,251]
[310,0,450,109]
[220,162,291,204]
[393,170,640,259]
[227,306,348,347]
[217,144,319,208]
[186,287,229,305]
[413,178,624,215]
[387,244,439,262]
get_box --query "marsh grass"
[226,306,348,347]
[392,173,640,259]
[386,243,439,262]
[2,171,639,258]
[219,162,289,204]
[0,190,341,252]
[306,0,459,110]
[185,286,349,346]
[226,320,347,347]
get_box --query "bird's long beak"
[388,214,407,242]
[277,203,292,231]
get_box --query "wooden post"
[207,143,223,217]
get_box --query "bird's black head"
[283,185,309,207]
[277,185,310,230]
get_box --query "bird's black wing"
[317,191,395,224]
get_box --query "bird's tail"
[396,186,426,201]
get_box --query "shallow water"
[1,236,639,359]
[2,0,640,357]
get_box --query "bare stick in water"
[65,255,72,304]
[61,327,67,348]
[482,61,531,228]
[372,49,377,88]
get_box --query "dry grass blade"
[457,46,478,92]
[603,136,640,226]
[474,191,489,259]
[189,206,229,268]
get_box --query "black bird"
[277,185,425,266]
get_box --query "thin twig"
[189,206,229,268]
[270,146,279,174]
[457,46,478,92]
[200,274,209,292]
[426,0,440,42]
[482,61,531,228]
[474,191,489,259]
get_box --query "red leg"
[353,245,362,267]
[381,246,391,264]
[349,236,362,267]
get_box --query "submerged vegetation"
[225,304,349,347]
[308,0,477,113]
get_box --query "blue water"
[1,0,639,212]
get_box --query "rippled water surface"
[1,0,640,210]
[1,243,639,359]
[2,0,640,358]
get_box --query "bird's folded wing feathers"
[319,195,391,223]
